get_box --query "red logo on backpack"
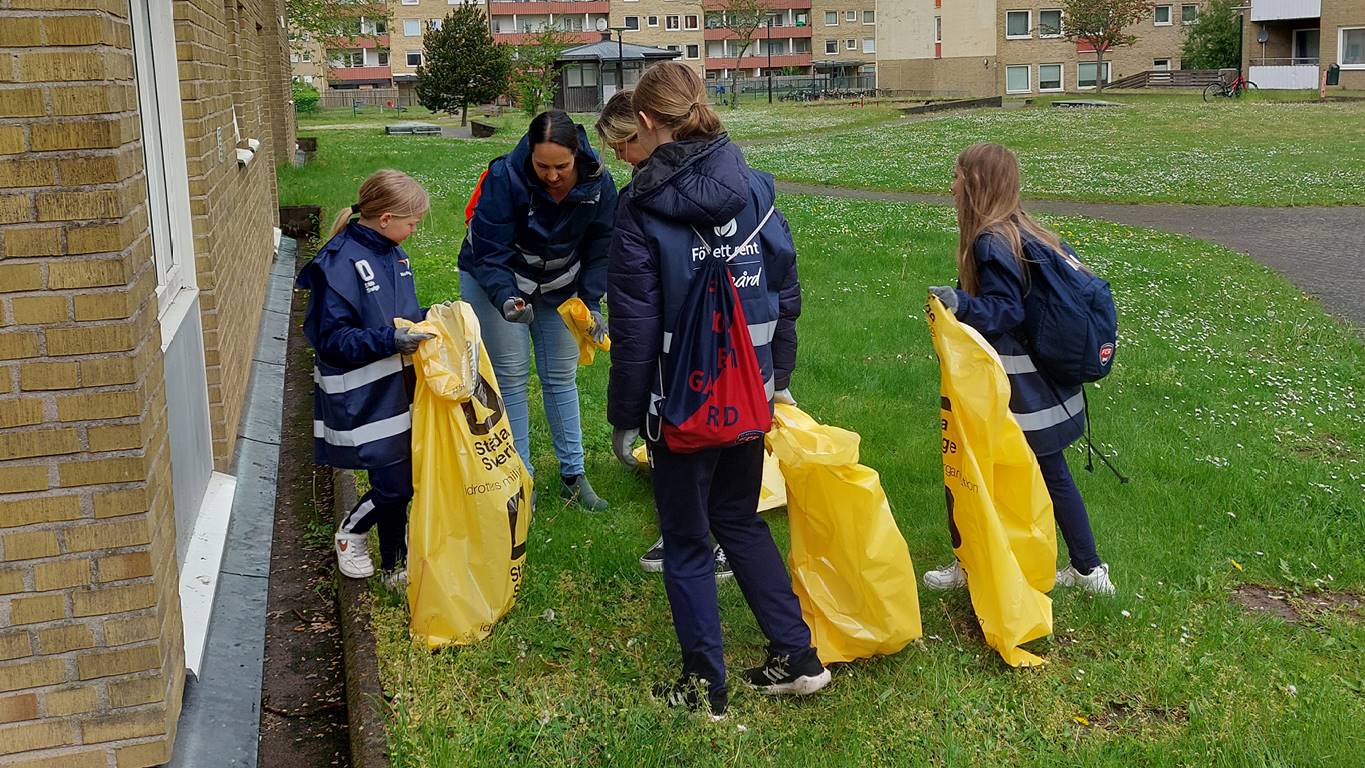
[1099,342,1115,366]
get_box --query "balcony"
[705,25,812,41]
[323,34,390,49]
[490,1,609,13]
[705,53,813,69]
[493,31,601,45]
[1250,0,1320,22]
[703,0,811,10]
[1249,58,1321,88]
[328,66,393,84]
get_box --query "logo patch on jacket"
[356,260,380,294]
[714,219,738,238]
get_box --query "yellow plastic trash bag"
[632,443,787,512]
[398,302,534,648]
[926,295,1056,668]
[767,403,922,665]
[557,297,610,365]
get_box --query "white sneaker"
[382,568,407,591]
[923,560,967,591]
[335,532,375,578]
[1056,562,1116,595]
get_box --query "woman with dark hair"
[458,110,618,511]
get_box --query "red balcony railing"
[490,1,610,13]
[704,26,812,41]
[323,34,390,49]
[328,66,393,82]
[703,0,811,9]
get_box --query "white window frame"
[825,39,838,53]
[1339,26,1365,68]
[302,49,312,62]
[377,50,389,66]
[647,15,658,27]
[1005,10,1031,39]
[290,51,300,63]
[1038,8,1063,37]
[686,43,700,59]
[685,14,699,29]
[862,37,875,53]
[624,15,639,30]
[429,18,442,31]
[846,10,857,22]
[130,0,197,329]
[1076,60,1111,89]
[935,16,942,43]
[825,10,838,25]
[1038,62,1064,91]
[1181,4,1198,24]
[1154,5,1172,26]
[1005,64,1031,93]
[846,38,856,50]
[1152,58,1171,71]
[406,51,422,67]
[863,10,875,24]
[665,14,680,30]
[401,0,418,5]
[403,18,420,36]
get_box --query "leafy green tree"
[291,80,320,113]
[416,6,510,126]
[1062,0,1152,91]
[511,27,576,116]
[286,0,388,55]
[708,0,769,109]
[1182,0,1243,70]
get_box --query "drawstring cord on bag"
[1079,388,1129,483]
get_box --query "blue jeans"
[459,271,585,478]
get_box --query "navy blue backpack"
[1020,239,1117,387]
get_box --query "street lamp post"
[608,26,627,93]
[766,14,774,104]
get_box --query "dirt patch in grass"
[1088,699,1190,735]
[1232,584,1365,624]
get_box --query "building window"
[1342,27,1365,67]
[846,10,857,22]
[401,0,417,5]
[766,39,786,55]
[1077,60,1110,88]
[864,10,875,24]
[1181,4,1198,24]
[407,51,422,67]
[846,38,856,50]
[935,16,942,42]
[825,39,837,53]
[377,50,389,66]
[1039,9,1062,37]
[687,43,700,59]
[625,15,639,30]
[302,49,312,62]
[793,37,810,53]
[403,18,420,36]
[333,50,363,67]
[1006,64,1030,93]
[862,37,874,53]
[429,19,442,31]
[1153,58,1171,70]
[1039,63,1063,91]
[685,14,699,29]
[825,10,837,25]
[666,15,680,29]
[1005,10,1031,39]
[648,15,658,26]
[290,51,300,63]
[1154,5,1172,25]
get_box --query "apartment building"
[813,0,879,80]
[1244,0,1365,89]
[611,0,708,72]
[879,0,1204,97]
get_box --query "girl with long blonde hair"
[297,169,432,585]
[925,143,1115,595]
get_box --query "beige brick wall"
[615,0,705,72]
[1322,0,1365,88]
[812,0,878,69]
[0,0,288,763]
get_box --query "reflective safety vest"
[296,222,423,469]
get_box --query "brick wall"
[0,2,187,765]
[0,0,289,763]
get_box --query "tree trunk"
[460,98,468,126]
[1095,50,1107,93]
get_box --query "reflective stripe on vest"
[662,320,777,354]
[314,411,412,448]
[1011,390,1084,432]
[312,355,408,395]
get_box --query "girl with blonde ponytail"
[605,61,829,718]
[296,169,432,585]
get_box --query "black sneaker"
[713,546,733,582]
[652,676,727,720]
[639,537,665,573]
[743,650,831,696]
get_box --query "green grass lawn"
[744,99,1365,206]
[279,130,1365,767]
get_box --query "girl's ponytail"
[326,170,431,241]
[634,61,724,141]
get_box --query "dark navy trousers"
[650,439,816,695]
[340,459,411,571]
[1036,451,1101,573]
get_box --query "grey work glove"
[394,328,435,354]
[502,297,534,324]
[929,286,959,314]
[612,428,640,469]
[588,309,608,345]
[774,388,796,406]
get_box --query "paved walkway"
[776,181,1365,332]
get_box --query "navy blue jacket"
[296,222,423,469]
[458,125,618,311]
[952,231,1084,457]
[606,135,801,434]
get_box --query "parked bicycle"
[1203,72,1258,101]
